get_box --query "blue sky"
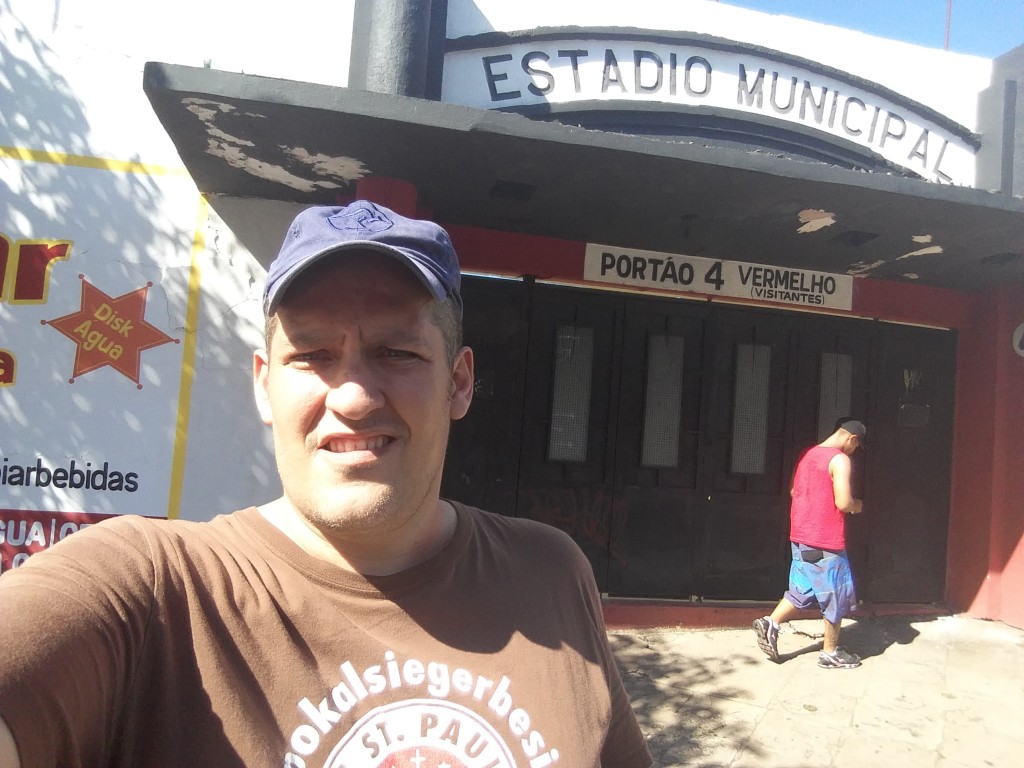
[721,1,1023,57]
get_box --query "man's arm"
[0,517,158,767]
[829,453,862,514]
[0,716,21,768]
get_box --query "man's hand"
[849,498,863,515]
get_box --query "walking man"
[753,419,866,668]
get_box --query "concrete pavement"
[609,611,1024,767]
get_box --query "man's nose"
[323,362,385,419]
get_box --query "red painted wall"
[946,296,999,615]
[967,286,1024,627]
[449,225,584,279]
[855,276,1024,626]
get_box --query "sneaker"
[817,646,862,669]
[753,617,779,661]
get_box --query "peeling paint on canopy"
[797,208,836,233]
[184,99,254,147]
[848,260,886,276]
[182,97,363,193]
[141,62,1024,292]
[285,147,367,182]
[898,245,944,260]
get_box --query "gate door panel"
[860,325,956,602]
[605,298,707,596]
[701,310,794,599]
[790,316,875,591]
[451,276,957,604]
[442,276,529,517]
[515,285,622,589]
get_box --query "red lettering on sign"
[0,350,14,386]
[0,235,72,304]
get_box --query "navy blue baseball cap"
[263,200,463,316]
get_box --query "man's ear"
[253,348,273,426]
[449,346,474,421]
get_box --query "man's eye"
[384,348,417,359]
[289,351,327,364]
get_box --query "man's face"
[253,253,473,541]
[843,434,863,455]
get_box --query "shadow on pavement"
[610,630,770,766]
[610,614,940,766]
[842,612,930,660]
[786,612,931,661]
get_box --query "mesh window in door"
[731,343,771,474]
[641,334,685,467]
[817,352,853,440]
[547,324,594,462]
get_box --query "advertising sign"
[0,154,202,572]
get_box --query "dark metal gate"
[442,276,956,603]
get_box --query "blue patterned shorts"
[785,542,858,624]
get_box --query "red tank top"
[789,445,846,550]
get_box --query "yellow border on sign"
[166,197,208,520]
[0,145,191,176]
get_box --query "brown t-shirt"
[0,502,651,767]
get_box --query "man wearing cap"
[752,419,867,669]
[0,201,652,767]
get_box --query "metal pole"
[945,0,952,50]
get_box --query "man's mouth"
[323,435,392,453]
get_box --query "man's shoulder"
[31,507,260,566]
[827,449,852,471]
[90,506,249,535]
[0,513,220,599]
[801,444,843,465]
[452,502,589,563]
[806,444,842,456]
[456,502,572,538]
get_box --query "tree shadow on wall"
[0,6,277,518]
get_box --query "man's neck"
[257,497,458,576]
[819,433,846,450]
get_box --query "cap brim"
[264,242,448,315]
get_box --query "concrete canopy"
[143,62,1024,291]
